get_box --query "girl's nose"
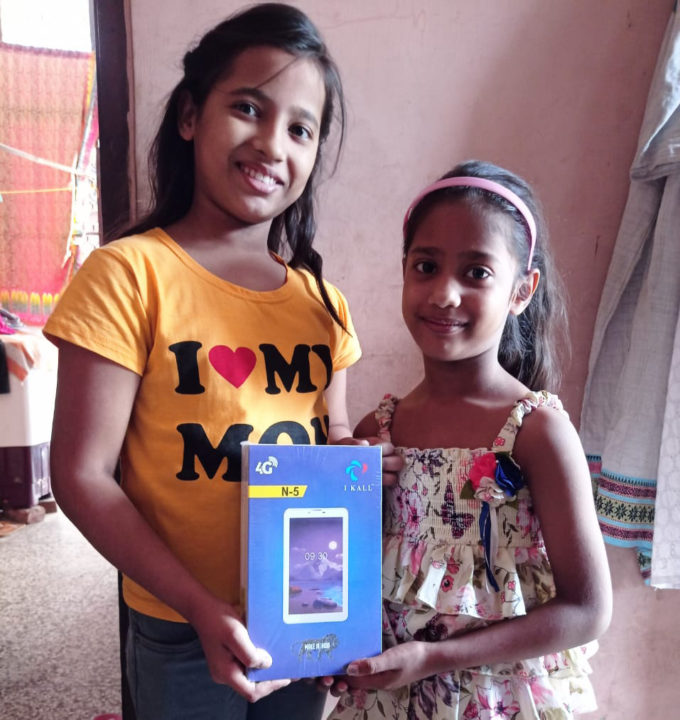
[429,277,462,308]
[253,120,285,162]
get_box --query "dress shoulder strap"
[493,390,567,454]
[375,394,399,442]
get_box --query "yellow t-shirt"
[44,228,361,621]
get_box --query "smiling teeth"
[243,166,276,186]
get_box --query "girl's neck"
[164,209,287,291]
[166,205,272,253]
[419,353,524,405]
[391,356,528,450]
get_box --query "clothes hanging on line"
[580,7,680,588]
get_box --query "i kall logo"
[344,460,374,492]
[345,460,367,482]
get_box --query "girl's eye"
[233,101,258,117]
[466,266,491,280]
[290,124,313,141]
[414,260,437,275]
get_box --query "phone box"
[241,443,382,681]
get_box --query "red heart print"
[208,346,256,388]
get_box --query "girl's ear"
[510,268,540,316]
[177,90,198,141]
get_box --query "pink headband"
[402,176,537,271]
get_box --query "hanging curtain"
[0,42,97,325]
[580,7,680,587]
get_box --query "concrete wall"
[129,2,680,716]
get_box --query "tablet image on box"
[283,507,348,624]
[241,443,382,681]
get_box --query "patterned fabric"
[328,391,597,720]
[587,456,655,581]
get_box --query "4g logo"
[255,456,279,475]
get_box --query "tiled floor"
[0,508,122,720]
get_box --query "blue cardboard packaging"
[241,443,382,681]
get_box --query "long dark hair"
[403,160,569,391]
[123,3,347,329]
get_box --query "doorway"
[1,1,133,717]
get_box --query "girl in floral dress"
[326,160,612,720]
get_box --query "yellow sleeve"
[323,280,362,372]
[43,243,151,375]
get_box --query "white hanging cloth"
[580,7,680,588]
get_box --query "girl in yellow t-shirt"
[44,4,398,719]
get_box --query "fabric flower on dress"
[463,452,524,506]
[461,452,525,592]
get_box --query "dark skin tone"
[49,46,400,704]
[322,200,611,699]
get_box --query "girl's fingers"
[334,436,370,446]
[354,438,403,486]
[226,621,272,669]
[382,455,404,471]
[346,647,403,677]
[225,668,291,702]
[315,674,349,696]
[248,678,292,701]
[330,679,349,696]
[346,658,376,676]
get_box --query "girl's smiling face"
[402,200,533,367]
[178,45,325,231]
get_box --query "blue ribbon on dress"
[480,455,526,593]
[479,502,499,591]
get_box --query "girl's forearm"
[327,421,354,442]
[421,597,610,677]
[51,468,222,625]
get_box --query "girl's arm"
[325,385,403,487]
[343,406,612,690]
[354,412,402,486]
[353,411,380,440]
[324,368,353,442]
[50,341,289,701]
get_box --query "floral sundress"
[328,391,597,720]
